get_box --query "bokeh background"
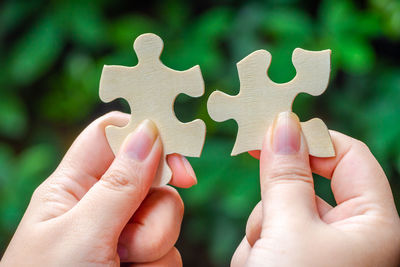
[0,0,399,265]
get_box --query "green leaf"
[163,7,232,77]
[108,15,159,49]
[39,52,100,122]
[0,1,43,38]
[157,0,189,29]
[56,1,107,48]
[0,93,27,138]
[209,216,240,265]
[0,143,14,187]
[16,144,56,183]
[9,13,63,85]
[338,37,375,74]
[319,0,357,36]
[0,144,56,234]
[261,8,313,43]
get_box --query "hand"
[1,112,197,266]
[232,112,400,267]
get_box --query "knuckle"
[101,164,141,192]
[83,242,116,265]
[164,186,184,216]
[31,185,45,203]
[169,247,182,266]
[103,168,131,187]
[265,164,313,185]
[177,195,184,217]
[143,222,181,261]
[33,180,66,204]
[145,232,171,260]
[246,203,262,245]
[353,139,371,153]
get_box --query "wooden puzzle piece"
[99,33,206,186]
[207,48,335,157]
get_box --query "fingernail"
[180,155,197,184]
[122,119,158,161]
[272,111,301,154]
[117,244,128,260]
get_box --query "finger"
[47,111,194,198]
[118,186,184,262]
[251,131,390,206]
[248,150,260,159]
[260,111,317,227]
[310,131,396,210]
[128,247,182,267]
[73,119,162,236]
[167,154,197,188]
[316,195,333,219]
[231,237,252,267]
[246,196,333,246]
[251,130,392,206]
[246,202,262,246]
[54,111,129,189]
[28,112,129,219]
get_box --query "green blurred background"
[0,0,399,265]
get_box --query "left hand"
[1,111,196,266]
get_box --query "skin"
[1,112,196,266]
[2,111,400,266]
[232,112,400,267]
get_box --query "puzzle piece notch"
[236,48,331,99]
[207,48,335,157]
[99,33,206,186]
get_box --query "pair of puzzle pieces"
[99,33,335,186]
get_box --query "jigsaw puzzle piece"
[108,124,172,186]
[301,118,335,157]
[208,90,266,156]
[133,33,163,62]
[287,48,331,96]
[104,121,171,186]
[99,66,134,103]
[237,50,272,85]
[99,33,206,186]
[207,51,272,155]
[207,47,335,158]
[104,124,128,155]
[207,91,239,124]
[164,120,206,157]
[173,66,205,98]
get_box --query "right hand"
[232,111,400,267]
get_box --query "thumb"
[260,111,317,225]
[74,119,162,235]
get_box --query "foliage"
[0,0,399,265]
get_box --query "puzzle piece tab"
[100,33,206,186]
[207,48,335,157]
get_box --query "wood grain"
[99,33,206,186]
[207,48,335,157]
